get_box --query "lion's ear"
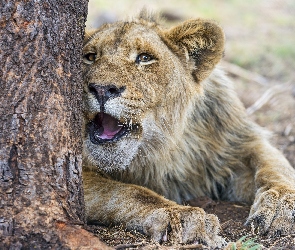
[165,19,225,82]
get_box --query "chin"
[83,129,141,172]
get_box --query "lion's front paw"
[142,206,226,248]
[246,189,295,236]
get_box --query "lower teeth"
[94,133,101,140]
[94,127,104,140]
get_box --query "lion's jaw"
[83,94,145,171]
[83,111,173,172]
[83,132,142,172]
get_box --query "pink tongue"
[96,113,122,140]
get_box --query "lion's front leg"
[246,142,295,236]
[83,171,226,248]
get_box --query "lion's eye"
[83,53,97,64]
[136,53,154,64]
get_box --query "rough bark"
[0,1,108,249]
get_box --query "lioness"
[82,13,295,248]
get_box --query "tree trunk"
[0,1,109,249]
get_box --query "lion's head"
[82,14,224,172]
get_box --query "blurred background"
[86,0,295,165]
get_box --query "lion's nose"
[88,83,125,104]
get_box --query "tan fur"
[82,13,295,248]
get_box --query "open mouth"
[88,112,135,144]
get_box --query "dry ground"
[88,199,295,249]
[86,0,295,248]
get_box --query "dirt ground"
[88,201,295,249]
[89,199,295,249]
[85,1,295,248]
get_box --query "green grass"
[230,236,263,250]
